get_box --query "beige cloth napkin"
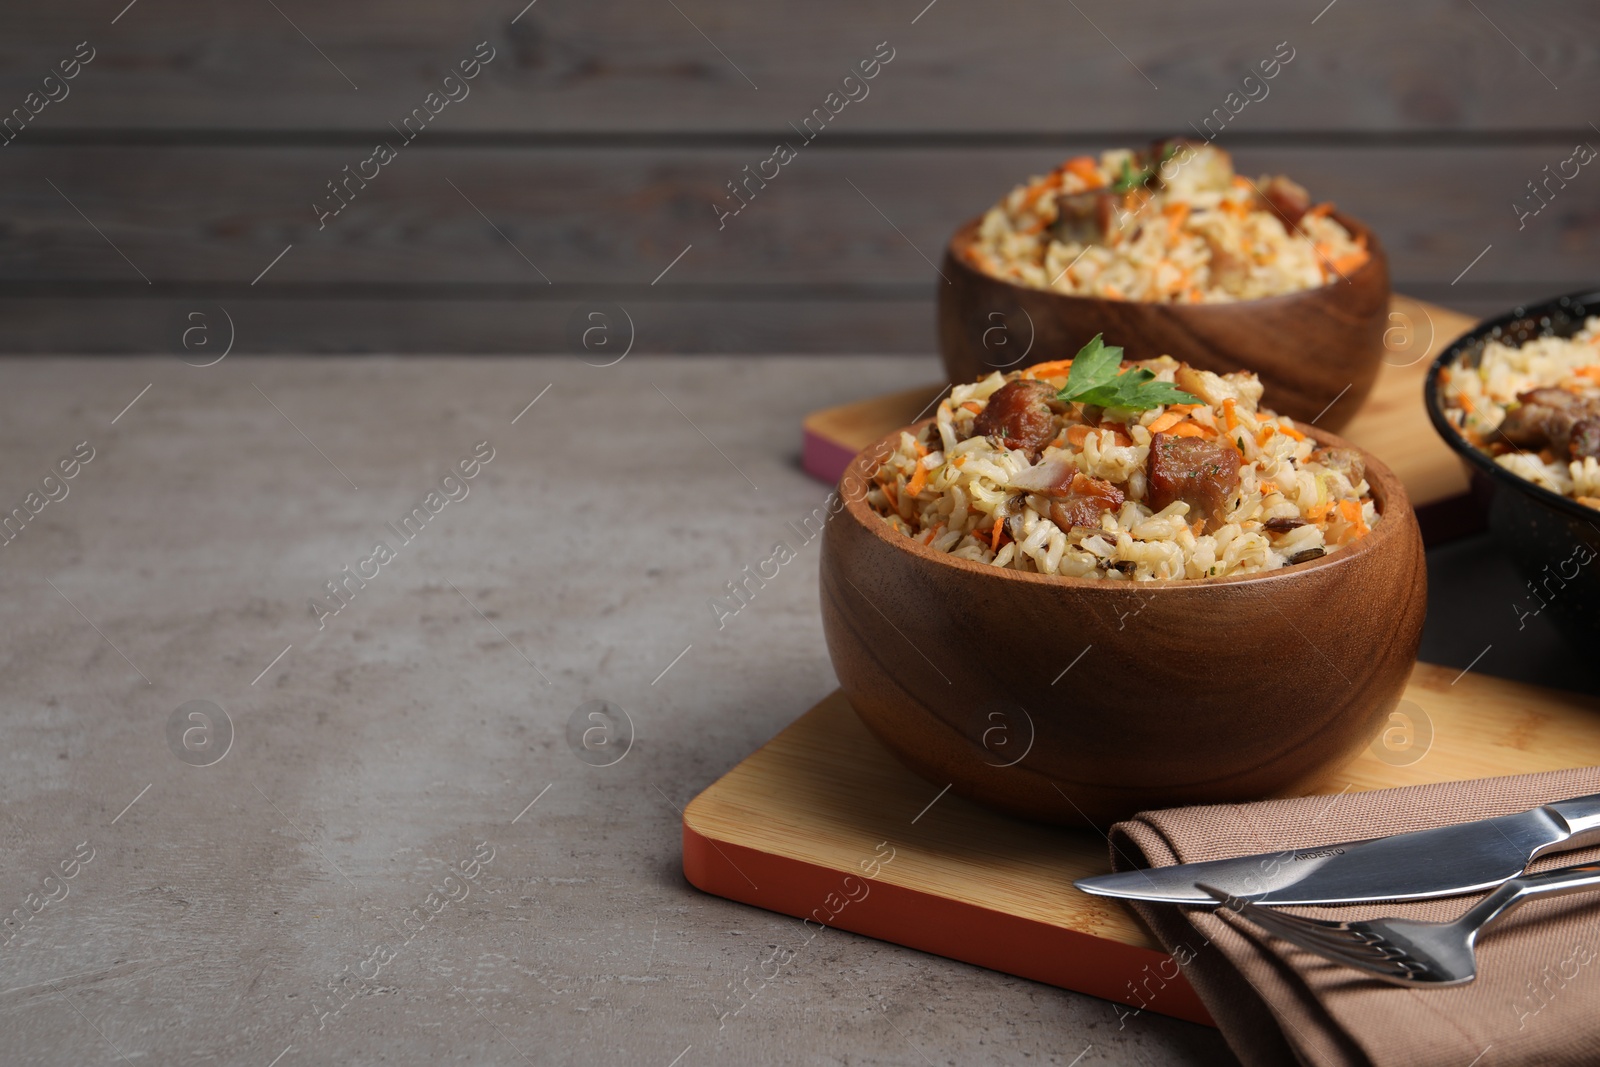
[1108,767,1600,1067]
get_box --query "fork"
[1196,862,1600,986]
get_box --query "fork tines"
[1194,883,1431,984]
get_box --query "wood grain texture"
[1343,298,1477,507]
[0,145,1592,286]
[0,294,935,355]
[682,667,1600,1022]
[819,419,1428,826]
[938,214,1391,429]
[8,1,1600,132]
[7,4,1598,352]
[0,288,1550,355]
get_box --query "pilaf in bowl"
[1427,288,1600,655]
[821,336,1425,824]
[1435,315,1600,508]
[966,141,1370,303]
[937,140,1391,429]
[871,336,1378,581]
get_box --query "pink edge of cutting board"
[801,427,864,488]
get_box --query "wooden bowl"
[819,421,1426,828]
[937,215,1391,430]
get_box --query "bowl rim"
[1423,285,1600,526]
[943,209,1387,312]
[836,414,1415,592]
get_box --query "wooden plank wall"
[1,0,1597,353]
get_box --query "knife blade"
[1074,791,1600,907]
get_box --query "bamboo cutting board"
[801,296,1479,541]
[682,665,1600,1027]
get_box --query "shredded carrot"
[1102,284,1126,300]
[880,478,899,511]
[1099,422,1135,446]
[1190,518,1206,537]
[1257,424,1277,447]
[1231,175,1253,191]
[1338,499,1369,540]
[1068,424,1134,447]
[1254,411,1273,422]
[1223,397,1239,431]
[1306,501,1332,523]
[1186,287,1203,303]
[906,458,928,497]
[1063,156,1102,187]
[1163,202,1191,235]
[1167,421,1214,438]
[1147,411,1185,434]
[1167,403,1202,415]
[1573,365,1600,383]
[1021,358,1076,380]
[990,517,1005,552]
[1280,424,1306,442]
[1020,175,1060,211]
[1331,248,1371,275]
[922,522,945,545]
[953,456,966,468]
[1306,202,1336,219]
[1458,394,1476,414]
[962,401,983,414]
[1258,481,1279,495]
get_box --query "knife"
[1074,791,1600,907]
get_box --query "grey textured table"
[1,355,1236,1066]
[3,355,1573,1067]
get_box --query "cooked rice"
[967,143,1368,303]
[1438,318,1600,510]
[866,360,1379,581]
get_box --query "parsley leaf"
[1054,334,1200,412]
[1109,142,1182,195]
[1059,333,1124,397]
[1110,158,1140,195]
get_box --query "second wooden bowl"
[820,420,1426,828]
[937,215,1391,430]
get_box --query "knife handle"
[1459,862,1600,932]
[1543,793,1600,848]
